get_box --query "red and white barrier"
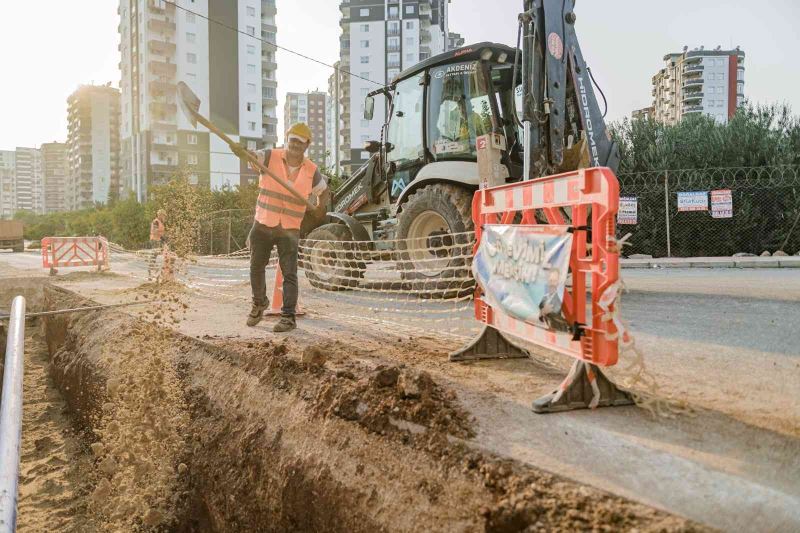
[41,236,110,275]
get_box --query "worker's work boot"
[246,302,268,327]
[273,315,296,333]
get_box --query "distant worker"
[148,209,167,279]
[246,123,327,332]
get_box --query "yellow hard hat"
[287,122,312,143]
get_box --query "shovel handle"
[194,114,316,211]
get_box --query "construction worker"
[247,123,327,332]
[148,209,167,279]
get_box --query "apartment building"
[0,151,15,219]
[325,67,340,170]
[13,147,43,214]
[338,0,452,174]
[41,142,69,213]
[447,31,465,50]
[66,84,121,210]
[651,46,745,125]
[631,106,655,121]
[284,91,327,163]
[118,0,279,197]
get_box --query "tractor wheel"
[396,184,476,299]
[303,223,366,291]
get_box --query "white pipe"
[0,296,26,532]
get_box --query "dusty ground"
[1,250,799,531]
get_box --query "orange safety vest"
[254,149,316,230]
[150,218,165,241]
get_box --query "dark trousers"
[249,222,299,316]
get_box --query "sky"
[1,0,799,151]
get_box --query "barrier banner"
[473,225,572,331]
[711,189,733,218]
[677,191,708,212]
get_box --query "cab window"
[427,61,492,160]
[386,74,424,167]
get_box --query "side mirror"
[364,96,375,120]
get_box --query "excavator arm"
[520,0,620,179]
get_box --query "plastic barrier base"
[449,325,529,362]
[532,360,634,414]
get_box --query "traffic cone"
[265,264,305,316]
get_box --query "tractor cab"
[364,43,523,205]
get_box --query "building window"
[246,102,255,111]
[247,63,256,74]
[246,26,255,36]
[247,83,256,93]
[360,8,369,16]
[187,154,198,165]
[360,135,369,143]
[360,72,370,78]
[361,24,369,32]
[406,53,415,62]
[361,119,370,127]
[361,40,369,48]
[188,134,198,145]
[186,32,196,43]
[187,52,197,64]
[186,73,196,80]
[361,151,370,159]
[247,140,257,150]
[247,44,256,54]
[406,37,414,46]
[405,5,415,14]
[737,83,743,94]
[388,6,399,17]
[360,56,369,64]
[406,21,414,29]
[248,121,256,131]
[247,5,255,16]
[186,11,195,23]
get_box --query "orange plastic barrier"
[473,167,621,366]
[41,236,110,275]
[452,167,633,413]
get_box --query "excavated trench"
[1,278,702,532]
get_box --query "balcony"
[683,64,704,74]
[151,119,177,131]
[148,60,177,77]
[387,43,400,53]
[149,79,175,95]
[147,18,175,34]
[682,78,703,88]
[420,30,431,43]
[387,27,400,37]
[262,0,276,16]
[682,92,703,102]
[683,105,703,114]
[148,0,175,13]
[148,40,176,58]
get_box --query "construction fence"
[616,165,800,258]
[197,165,800,260]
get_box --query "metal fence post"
[0,295,26,532]
[226,217,232,256]
[664,171,672,258]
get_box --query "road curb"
[622,257,800,269]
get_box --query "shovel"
[177,81,315,211]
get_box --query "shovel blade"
[177,81,201,128]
